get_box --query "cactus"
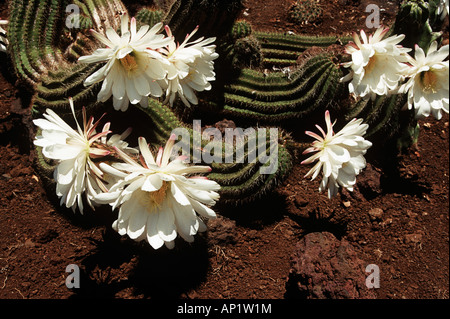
[392,0,443,52]
[254,31,351,68]
[221,35,262,72]
[135,8,165,28]
[288,0,323,25]
[6,0,446,211]
[7,0,294,208]
[200,52,344,125]
[138,99,294,205]
[230,20,252,39]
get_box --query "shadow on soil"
[69,228,210,299]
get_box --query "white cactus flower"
[302,111,372,198]
[33,98,114,213]
[399,42,449,120]
[79,13,173,111]
[96,134,221,249]
[159,25,218,107]
[341,27,411,100]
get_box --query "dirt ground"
[0,0,448,301]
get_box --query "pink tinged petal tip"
[156,147,163,167]
[305,130,323,141]
[90,148,111,158]
[315,124,327,139]
[165,25,172,37]
[89,130,112,144]
[139,154,148,169]
[302,146,318,155]
[189,176,209,180]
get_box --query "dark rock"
[286,232,377,299]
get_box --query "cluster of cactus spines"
[64,0,94,31]
[8,0,126,91]
[288,0,323,25]
[204,53,344,124]
[230,20,252,40]
[214,19,263,77]
[254,31,351,68]
[135,8,165,28]
[221,35,263,72]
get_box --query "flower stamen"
[140,181,170,209]
[364,55,377,75]
[120,53,139,74]
[419,70,438,93]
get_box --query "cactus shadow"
[69,228,210,299]
[217,191,288,229]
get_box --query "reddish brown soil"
[0,0,448,301]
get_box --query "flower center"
[139,181,170,210]
[364,55,377,75]
[419,70,438,93]
[120,53,138,74]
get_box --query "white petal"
[157,202,177,241]
[146,212,164,249]
[171,183,191,206]
[142,174,163,192]
[127,206,148,240]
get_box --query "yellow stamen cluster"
[120,53,139,74]
[139,180,170,210]
[364,55,378,75]
[419,70,438,93]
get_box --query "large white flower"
[341,27,411,99]
[159,25,218,107]
[0,19,8,53]
[398,42,449,120]
[78,13,173,111]
[96,135,221,249]
[302,111,372,198]
[33,98,114,213]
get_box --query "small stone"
[24,238,35,248]
[368,208,383,220]
[343,201,351,208]
[294,195,308,208]
[405,233,422,244]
